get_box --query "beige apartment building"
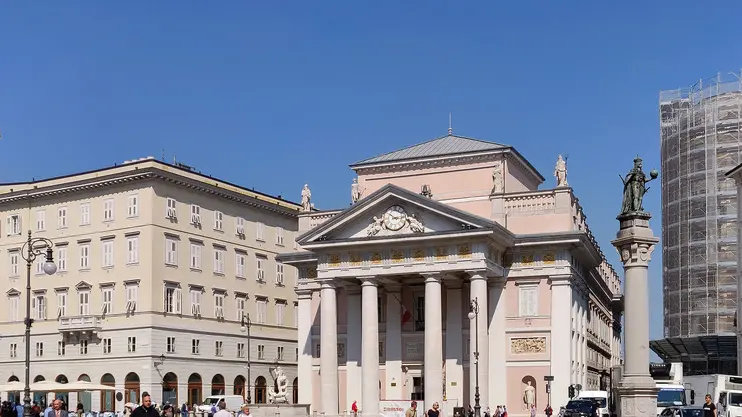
[0,157,301,412]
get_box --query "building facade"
[0,157,301,411]
[653,72,742,374]
[280,134,623,416]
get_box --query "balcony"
[58,315,103,335]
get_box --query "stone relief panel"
[510,337,547,354]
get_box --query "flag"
[401,304,412,325]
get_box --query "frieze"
[510,337,547,354]
[391,249,406,263]
[412,248,426,261]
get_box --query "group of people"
[128,393,252,417]
[1,399,74,417]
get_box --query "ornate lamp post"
[468,298,481,417]
[240,314,252,404]
[20,231,57,417]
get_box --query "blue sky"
[2,2,742,347]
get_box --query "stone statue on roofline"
[300,184,312,212]
[554,154,568,187]
[619,156,658,216]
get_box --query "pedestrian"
[212,402,230,417]
[131,394,158,417]
[427,402,441,417]
[351,401,358,417]
[406,402,418,417]
[236,405,251,417]
[544,404,553,417]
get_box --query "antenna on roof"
[448,113,453,135]
[161,149,165,161]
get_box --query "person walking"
[131,393,158,417]
[44,400,67,417]
[212,402,230,417]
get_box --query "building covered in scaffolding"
[651,72,742,375]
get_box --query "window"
[102,240,114,267]
[236,217,245,236]
[164,286,182,314]
[8,296,19,322]
[256,298,267,324]
[102,287,113,315]
[58,341,66,356]
[519,286,538,317]
[58,206,68,228]
[36,210,46,231]
[275,227,284,245]
[56,292,67,318]
[275,302,285,326]
[167,337,176,353]
[235,253,246,278]
[6,214,21,235]
[103,199,114,221]
[57,247,67,272]
[166,198,177,218]
[191,339,200,355]
[78,291,91,315]
[165,238,178,266]
[102,338,112,354]
[126,284,138,313]
[79,244,90,269]
[79,340,89,355]
[32,295,46,320]
[237,343,245,358]
[9,251,19,277]
[190,289,202,316]
[214,248,225,274]
[256,222,265,241]
[9,343,17,358]
[35,255,45,275]
[79,203,90,225]
[127,337,136,353]
[215,293,225,319]
[276,263,284,285]
[190,205,201,225]
[277,346,284,361]
[215,341,223,356]
[258,344,265,360]
[214,211,223,231]
[190,244,202,269]
[256,256,266,282]
[127,237,139,264]
[236,297,246,320]
[36,342,44,357]
[127,195,139,217]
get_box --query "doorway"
[411,377,424,401]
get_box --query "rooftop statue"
[619,156,658,216]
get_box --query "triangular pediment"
[75,281,92,290]
[298,184,501,244]
[6,288,21,296]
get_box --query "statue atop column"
[554,154,568,187]
[619,157,658,216]
[351,178,362,204]
[300,184,312,212]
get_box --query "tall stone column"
[346,287,362,412]
[296,288,315,407]
[320,281,339,415]
[386,286,404,400]
[612,212,659,417]
[424,273,444,404]
[468,271,489,409]
[361,279,380,415]
[549,275,572,409]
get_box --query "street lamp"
[468,298,481,417]
[240,314,252,404]
[20,231,56,417]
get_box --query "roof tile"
[352,134,507,166]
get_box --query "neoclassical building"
[280,133,623,416]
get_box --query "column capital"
[548,274,572,287]
[466,269,488,280]
[320,280,337,290]
[296,288,314,300]
[360,277,378,287]
[613,241,657,268]
[421,272,443,283]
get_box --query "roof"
[351,134,508,166]
[650,335,737,362]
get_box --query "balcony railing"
[58,315,103,333]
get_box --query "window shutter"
[6,216,10,235]
[163,286,168,312]
[175,288,182,314]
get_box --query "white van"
[198,395,244,413]
[577,390,609,417]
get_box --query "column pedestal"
[612,213,659,417]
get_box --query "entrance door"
[412,377,424,401]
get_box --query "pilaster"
[548,274,572,409]
[488,278,507,407]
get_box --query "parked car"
[564,400,598,417]
[658,406,704,417]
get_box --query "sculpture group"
[267,366,289,404]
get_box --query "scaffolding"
[660,71,742,338]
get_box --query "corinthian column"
[612,212,659,417]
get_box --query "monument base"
[616,375,658,417]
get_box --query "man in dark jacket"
[132,393,158,417]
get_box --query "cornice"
[0,167,300,218]
[353,151,502,175]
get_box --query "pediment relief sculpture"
[366,205,426,236]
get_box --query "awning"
[650,335,737,362]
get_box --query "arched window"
[292,378,298,404]
[55,375,69,407]
[125,373,141,404]
[233,376,246,400]
[7,376,20,404]
[211,374,225,396]
[77,374,91,412]
[255,376,267,404]
[187,374,202,406]
[100,374,115,412]
[162,373,178,406]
